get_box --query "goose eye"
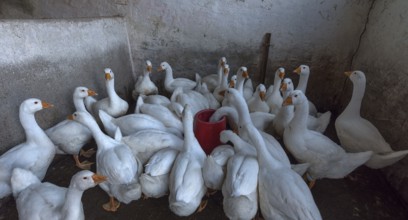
[294,94,298,98]
[34,101,38,104]
[302,67,305,69]
[83,177,88,180]
[81,89,85,92]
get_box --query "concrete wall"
[0,18,133,153]
[346,0,408,203]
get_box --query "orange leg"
[73,155,94,170]
[102,196,120,212]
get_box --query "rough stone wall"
[344,0,408,203]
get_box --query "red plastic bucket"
[194,109,227,155]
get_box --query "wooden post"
[259,33,271,84]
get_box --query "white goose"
[0,98,55,199]
[247,83,270,113]
[272,78,295,137]
[11,168,106,220]
[99,110,182,138]
[225,89,321,219]
[210,106,275,132]
[223,88,309,176]
[140,148,179,198]
[132,60,158,100]
[293,65,318,116]
[140,94,171,107]
[137,96,183,133]
[169,105,207,216]
[283,90,373,187]
[213,64,230,102]
[85,68,129,119]
[235,67,249,97]
[120,129,184,165]
[200,82,221,109]
[202,144,235,190]
[273,78,331,138]
[335,71,408,168]
[244,120,322,220]
[46,87,97,170]
[171,87,209,117]
[158,62,196,93]
[266,67,285,114]
[201,57,227,92]
[70,111,141,212]
[219,130,259,220]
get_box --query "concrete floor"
[0,124,408,220]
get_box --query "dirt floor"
[1,123,408,220]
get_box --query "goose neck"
[290,100,309,131]
[164,67,174,84]
[73,97,87,112]
[61,188,84,219]
[220,73,229,89]
[81,117,110,148]
[343,80,365,116]
[106,79,120,101]
[297,73,309,94]
[20,111,46,142]
[236,78,245,94]
[217,65,223,85]
[246,124,282,168]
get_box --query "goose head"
[68,111,95,126]
[219,57,227,67]
[158,62,170,72]
[21,98,53,113]
[237,67,249,80]
[73,87,97,99]
[229,75,237,88]
[280,78,294,93]
[145,60,152,73]
[276,67,285,79]
[70,170,107,191]
[282,90,307,107]
[257,84,267,101]
[345,70,366,85]
[293,65,310,76]
[104,68,114,81]
[223,64,230,76]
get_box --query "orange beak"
[87,89,97,96]
[282,96,293,106]
[223,68,229,74]
[279,70,285,79]
[242,71,249,78]
[229,80,235,88]
[147,65,152,72]
[219,90,226,97]
[41,101,53,109]
[67,114,75,120]
[105,73,112,80]
[259,91,266,101]
[344,71,353,77]
[92,174,107,184]
[280,83,287,92]
[157,66,164,72]
[293,66,301,75]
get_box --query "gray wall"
[0,18,133,152]
[345,0,408,203]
